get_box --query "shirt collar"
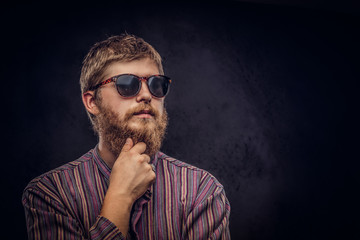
[92,145,112,181]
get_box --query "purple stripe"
[22,147,231,239]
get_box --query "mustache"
[123,103,160,121]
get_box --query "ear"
[82,91,100,115]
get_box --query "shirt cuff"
[89,215,126,240]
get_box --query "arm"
[22,138,154,239]
[183,179,231,240]
[22,185,125,240]
[99,138,155,235]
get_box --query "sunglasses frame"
[91,73,172,98]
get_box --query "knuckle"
[136,156,144,164]
[136,155,148,164]
[140,154,150,163]
[146,164,152,171]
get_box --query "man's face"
[93,58,168,157]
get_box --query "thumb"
[121,138,133,152]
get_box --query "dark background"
[2,1,359,239]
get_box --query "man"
[22,33,231,239]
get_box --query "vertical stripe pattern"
[23,147,231,239]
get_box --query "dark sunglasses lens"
[148,76,170,98]
[115,75,140,97]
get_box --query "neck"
[98,136,117,169]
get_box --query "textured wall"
[2,2,359,239]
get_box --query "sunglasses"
[91,74,172,98]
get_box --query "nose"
[136,79,152,103]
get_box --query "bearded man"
[22,34,231,239]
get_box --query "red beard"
[93,102,168,158]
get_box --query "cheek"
[108,101,130,119]
[154,100,164,114]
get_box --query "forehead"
[103,58,160,79]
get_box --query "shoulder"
[23,149,94,195]
[156,152,225,191]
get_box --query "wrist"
[100,189,134,235]
[105,187,135,209]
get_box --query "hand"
[107,138,156,203]
[100,138,156,235]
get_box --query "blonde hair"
[80,33,164,95]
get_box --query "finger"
[145,163,156,175]
[121,138,133,153]
[149,168,156,182]
[141,154,151,163]
[131,142,147,154]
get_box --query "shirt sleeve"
[182,176,231,240]
[22,185,126,240]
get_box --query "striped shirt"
[22,147,231,239]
